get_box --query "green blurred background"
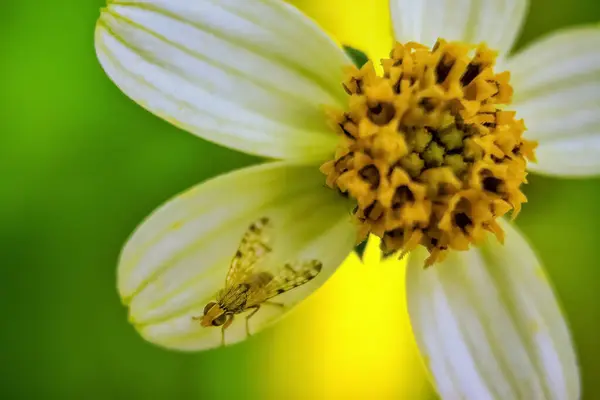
[1,0,599,398]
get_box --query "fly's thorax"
[217,272,274,313]
[216,283,252,313]
[321,39,536,266]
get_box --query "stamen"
[321,39,537,266]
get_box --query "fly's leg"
[221,314,234,346]
[264,301,285,308]
[245,306,261,338]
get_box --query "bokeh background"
[1,0,599,398]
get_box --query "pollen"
[321,40,537,266]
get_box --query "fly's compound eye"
[212,314,227,326]
[204,302,217,315]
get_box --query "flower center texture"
[321,40,537,266]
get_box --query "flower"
[94,0,597,398]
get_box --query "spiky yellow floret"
[321,39,537,266]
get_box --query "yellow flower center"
[321,40,537,266]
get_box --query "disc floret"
[321,40,537,266]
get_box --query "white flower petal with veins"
[389,0,528,56]
[95,0,351,160]
[406,220,579,400]
[119,162,355,351]
[509,26,600,177]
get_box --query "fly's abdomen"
[248,271,273,287]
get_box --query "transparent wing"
[246,259,323,307]
[225,217,272,288]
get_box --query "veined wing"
[246,259,323,307]
[225,217,272,288]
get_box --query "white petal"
[508,26,600,176]
[406,221,579,400]
[95,0,350,160]
[119,162,355,351]
[389,0,528,55]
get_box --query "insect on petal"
[119,161,356,351]
[405,219,579,400]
